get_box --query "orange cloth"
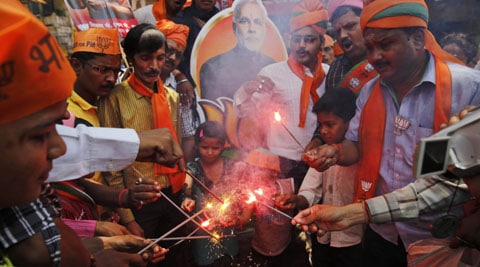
[152,0,167,21]
[360,0,463,65]
[127,74,185,193]
[72,28,120,55]
[287,53,324,128]
[0,0,75,125]
[244,148,281,172]
[156,19,190,48]
[290,0,329,35]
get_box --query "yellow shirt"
[98,80,180,223]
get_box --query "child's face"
[316,111,349,144]
[198,137,224,164]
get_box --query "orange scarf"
[340,60,378,95]
[354,57,452,201]
[287,53,325,128]
[128,74,185,193]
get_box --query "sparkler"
[137,208,206,254]
[152,234,235,241]
[158,190,218,238]
[186,169,224,204]
[274,111,305,150]
[246,191,292,220]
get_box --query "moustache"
[295,48,308,55]
[143,69,161,76]
[101,83,115,90]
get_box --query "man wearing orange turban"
[234,0,330,190]
[157,20,199,165]
[299,0,480,266]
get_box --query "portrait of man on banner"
[192,0,287,101]
[65,0,138,37]
[189,0,287,152]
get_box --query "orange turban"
[0,0,75,125]
[244,148,281,173]
[360,0,462,64]
[290,0,329,35]
[72,28,120,55]
[156,19,190,48]
[328,0,363,17]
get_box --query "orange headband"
[0,0,75,124]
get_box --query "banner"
[64,0,138,37]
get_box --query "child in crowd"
[227,148,297,267]
[186,121,241,266]
[276,88,363,267]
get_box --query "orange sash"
[128,74,186,193]
[354,57,452,201]
[287,53,325,128]
[340,60,378,95]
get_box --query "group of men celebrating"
[1,0,480,266]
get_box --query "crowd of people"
[1,0,480,266]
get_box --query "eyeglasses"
[165,47,184,59]
[292,35,319,44]
[84,61,124,77]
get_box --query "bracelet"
[177,79,189,85]
[118,188,128,208]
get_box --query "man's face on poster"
[234,2,266,52]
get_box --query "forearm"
[337,139,360,166]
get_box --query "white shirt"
[234,61,329,161]
[47,124,139,182]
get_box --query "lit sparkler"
[274,111,305,150]
[246,190,292,220]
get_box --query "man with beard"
[199,0,275,101]
[300,0,480,266]
[98,23,190,266]
[234,0,330,190]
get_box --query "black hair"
[330,5,362,24]
[440,32,478,65]
[194,121,227,145]
[122,23,165,60]
[312,88,356,122]
[70,51,103,62]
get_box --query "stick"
[137,209,205,254]
[186,170,224,204]
[152,234,236,241]
[257,200,292,220]
[159,190,218,238]
[280,122,305,150]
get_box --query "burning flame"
[246,192,257,204]
[220,200,230,212]
[206,203,213,209]
[274,111,282,122]
[201,219,211,227]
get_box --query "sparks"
[274,111,282,122]
[201,219,211,227]
[246,192,257,204]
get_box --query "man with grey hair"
[199,0,275,101]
